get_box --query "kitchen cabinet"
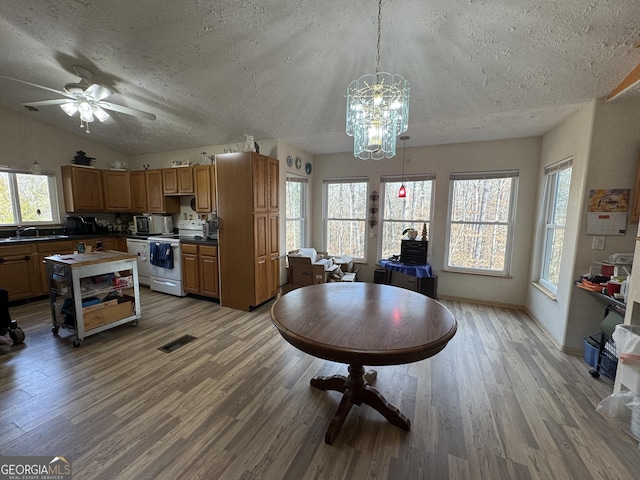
[61,165,104,212]
[194,165,217,213]
[36,240,76,295]
[46,251,140,347]
[130,171,148,212]
[146,169,179,213]
[216,152,279,311]
[163,167,194,195]
[0,244,40,301]
[102,170,132,212]
[181,243,219,298]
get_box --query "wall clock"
[295,157,302,169]
[287,155,293,167]
[305,162,312,175]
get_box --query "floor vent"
[158,335,197,353]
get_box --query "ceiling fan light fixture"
[93,105,110,122]
[346,0,410,160]
[60,102,78,116]
[78,101,94,123]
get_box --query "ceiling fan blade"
[98,101,156,121]
[0,75,73,98]
[84,83,112,101]
[23,99,74,107]
[607,62,640,100]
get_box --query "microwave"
[133,215,174,235]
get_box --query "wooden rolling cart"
[45,250,141,347]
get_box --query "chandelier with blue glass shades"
[346,0,410,160]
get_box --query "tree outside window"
[0,170,58,225]
[324,179,368,259]
[446,171,518,274]
[540,160,572,292]
[285,176,307,253]
[380,175,434,259]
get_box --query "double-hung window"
[0,167,59,226]
[285,175,308,253]
[539,159,572,292]
[446,170,518,275]
[380,174,435,259]
[323,178,368,259]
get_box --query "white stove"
[147,219,208,297]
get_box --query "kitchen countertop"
[0,232,217,245]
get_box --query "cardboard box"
[332,255,354,273]
[83,296,134,330]
[287,249,336,286]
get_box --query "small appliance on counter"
[206,213,219,240]
[64,215,98,234]
[133,215,174,235]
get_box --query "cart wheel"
[52,326,59,335]
[73,339,81,347]
[9,328,25,345]
[589,369,600,378]
[131,320,138,326]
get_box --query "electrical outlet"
[592,236,605,250]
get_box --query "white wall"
[565,97,640,352]
[527,101,596,349]
[312,137,542,307]
[0,105,127,225]
[527,96,640,352]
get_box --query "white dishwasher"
[126,238,150,286]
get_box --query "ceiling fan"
[0,65,156,133]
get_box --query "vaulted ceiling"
[0,0,638,156]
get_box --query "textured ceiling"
[0,0,638,156]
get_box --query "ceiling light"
[30,161,42,174]
[60,100,111,133]
[398,135,408,198]
[346,0,410,160]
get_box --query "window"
[539,159,572,292]
[285,176,307,253]
[446,170,518,274]
[0,168,59,226]
[323,178,368,259]
[380,174,435,259]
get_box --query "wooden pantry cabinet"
[216,152,280,311]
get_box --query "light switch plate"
[592,236,605,250]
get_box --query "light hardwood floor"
[1,288,639,479]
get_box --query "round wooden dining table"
[270,282,457,444]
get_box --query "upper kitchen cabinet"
[216,152,279,311]
[194,165,216,213]
[61,165,104,212]
[163,167,194,195]
[146,169,179,213]
[102,170,132,212]
[130,171,148,212]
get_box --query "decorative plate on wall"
[295,157,302,169]
[305,162,312,175]
[287,155,293,167]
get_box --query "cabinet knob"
[0,257,4,263]
[24,255,31,261]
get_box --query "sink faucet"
[16,226,38,238]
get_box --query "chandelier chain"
[375,0,382,75]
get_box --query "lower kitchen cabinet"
[0,244,40,301]
[182,243,219,298]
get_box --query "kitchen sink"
[0,235,70,243]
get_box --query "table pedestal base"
[310,364,411,444]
